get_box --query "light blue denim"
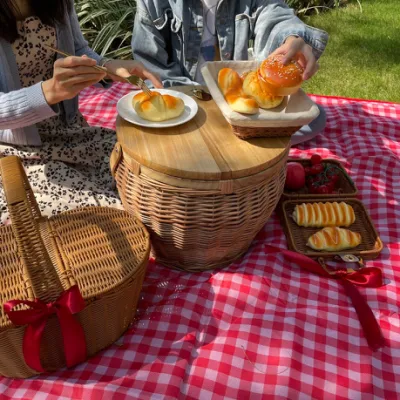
[132,0,329,87]
[0,4,104,146]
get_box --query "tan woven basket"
[282,158,358,200]
[111,145,287,272]
[231,125,299,140]
[201,61,320,140]
[280,198,383,263]
[0,156,150,378]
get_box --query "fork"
[44,45,152,96]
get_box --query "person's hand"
[271,36,319,80]
[103,59,163,88]
[42,56,106,105]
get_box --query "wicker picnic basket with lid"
[112,91,290,272]
[201,60,320,140]
[0,156,150,378]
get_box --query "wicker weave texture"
[0,156,150,378]
[281,198,383,260]
[115,158,286,271]
[282,159,358,200]
[231,125,300,140]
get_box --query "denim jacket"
[132,0,329,87]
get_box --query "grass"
[302,0,400,102]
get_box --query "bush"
[286,0,348,15]
[76,0,136,59]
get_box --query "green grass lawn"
[302,0,400,102]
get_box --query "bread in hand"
[307,227,361,251]
[132,91,185,122]
[218,68,258,115]
[258,54,304,96]
[242,71,284,109]
[292,202,356,228]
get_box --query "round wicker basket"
[112,144,287,272]
[114,87,290,272]
[0,156,150,378]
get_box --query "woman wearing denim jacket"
[132,0,329,145]
[0,0,161,224]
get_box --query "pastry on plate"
[132,91,185,122]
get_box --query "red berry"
[326,180,335,192]
[330,173,339,183]
[317,185,330,194]
[304,166,312,176]
[311,154,322,165]
[310,164,324,175]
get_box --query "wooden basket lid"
[116,86,290,181]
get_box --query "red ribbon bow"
[4,285,87,372]
[264,245,385,351]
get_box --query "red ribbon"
[264,245,385,351]
[4,285,87,372]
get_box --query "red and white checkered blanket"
[1,83,399,399]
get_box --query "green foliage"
[286,0,348,15]
[303,0,399,101]
[75,0,136,60]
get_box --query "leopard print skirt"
[0,16,121,224]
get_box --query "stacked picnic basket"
[0,156,150,378]
[0,60,321,377]
[110,61,319,272]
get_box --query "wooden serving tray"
[282,158,358,200]
[280,198,383,262]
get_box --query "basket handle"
[0,155,42,219]
[0,156,63,301]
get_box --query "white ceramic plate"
[116,89,198,128]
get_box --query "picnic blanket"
[1,83,399,400]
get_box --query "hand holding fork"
[42,45,162,105]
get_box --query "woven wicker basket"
[280,198,383,264]
[282,158,358,200]
[201,61,320,140]
[0,156,150,378]
[111,144,287,272]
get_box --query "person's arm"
[69,1,162,88]
[0,56,106,130]
[132,1,195,87]
[0,83,58,130]
[253,0,328,61]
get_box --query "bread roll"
[307,227,361,251]
[218,68,243,96]
[258,54,304,96]
[132,91,185,122]
[218,68,259,115]
[292,202,356,228]
[242,71,284,109]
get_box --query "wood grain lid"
[116,86,290,181]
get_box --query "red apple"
[285,162,306,190]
